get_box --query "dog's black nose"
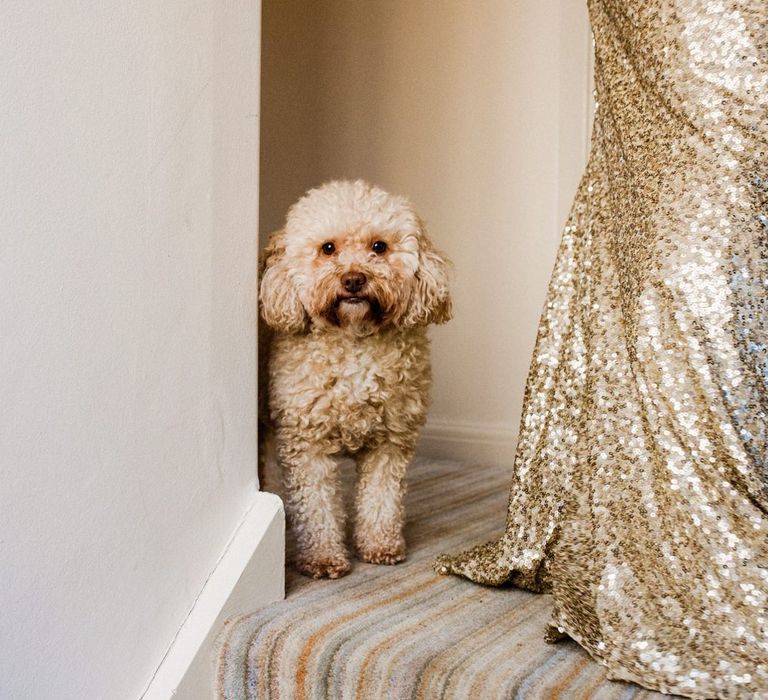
[341,271,367,293]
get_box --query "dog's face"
[260,180,451,334]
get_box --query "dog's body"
[259,180,451,579]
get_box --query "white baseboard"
[418,418,517,466]
[140,491,285,700]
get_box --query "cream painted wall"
[260,0,592,461]
[0,2,261,698]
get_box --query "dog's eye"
[372,240,387,254]
[321,242,335,255]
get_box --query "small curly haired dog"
[259,180,452,579]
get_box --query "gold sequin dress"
[435,1,768,697]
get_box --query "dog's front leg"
[353,444,413,565]
[279,441,351,579]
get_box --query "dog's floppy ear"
[259,229,307,333]
[403,223,452,327]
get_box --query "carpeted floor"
[216,458,667,699]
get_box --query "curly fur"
[259,180,451,579]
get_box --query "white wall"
[0,2,261,698]
[260,0,592,462]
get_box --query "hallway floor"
[216,458,666,699]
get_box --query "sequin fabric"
[434,1,768,697]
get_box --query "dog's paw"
[356,541,406,566]
[295,554,352,580]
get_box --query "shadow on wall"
[260,0,524,240]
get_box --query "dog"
[259,180,451,579]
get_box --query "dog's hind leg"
[279,441,351,579]
[353,443,414,565]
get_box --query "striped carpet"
[216,458,667,700]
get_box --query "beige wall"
[1,2,261,698]
[261,0,592,462]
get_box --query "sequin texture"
[435,2,768,697]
